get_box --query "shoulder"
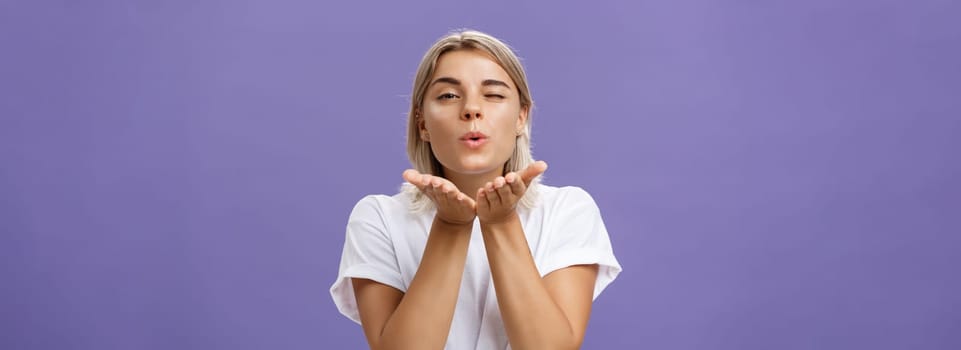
[536,184,599,210]
[348,191,417,222]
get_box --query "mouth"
[460,132,489,149]
[460,131,489,140]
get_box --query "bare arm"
[353,218,471,350]
[352,171,477,350]
[476,161,598,350]
[480,215,598,350]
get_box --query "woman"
[330,29,621,350]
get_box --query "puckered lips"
[459,131,489,149]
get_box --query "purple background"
[2,0,959,349]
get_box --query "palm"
[403,169,477,225]
[475,161,548,224]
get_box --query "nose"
[461,97,482,121]
[462,111,481,120]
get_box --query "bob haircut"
[402,29,541,212]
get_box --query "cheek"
[422,116,456,138]
[422,105,459,127]
[492,101,521,118]
[424,99,461,114]
[493,108,521,129]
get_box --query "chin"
[442,156,504,176]
[457,166,499,175]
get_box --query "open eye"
[438,92,459,100]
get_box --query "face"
[418,49,528,177]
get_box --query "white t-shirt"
[330,184,622,350]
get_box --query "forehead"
[432,49,513,85]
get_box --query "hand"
[476,161,548,224]
[403,169,477,225]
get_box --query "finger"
[493,177,511,206]
[504,173,527,193]
[519,160,548,186]
[422,179,437,201]
[435,182,453,208]
[476,188,490,212]
[429,178,445,201]
[445,183,467,208]
[403,169,424,190]
[505,172,526,197]
[452,189,477,212]
[483,181,498,205]
[482,181,493,193]
[462,193,477,211]
[446,188,461,209]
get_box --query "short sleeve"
[540,187,622,301]
[329,196,406,324]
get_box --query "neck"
[443,166,505,197]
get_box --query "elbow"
[557,328,586,350]
[556,322,585,350]
[369,340,396,350]
[561,337,585,350]
[515,334,583,350]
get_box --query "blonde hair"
[402,29,541,212]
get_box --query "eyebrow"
[430,76,511,89]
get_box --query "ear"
[516,106,529,135]
[416,110,430,142]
